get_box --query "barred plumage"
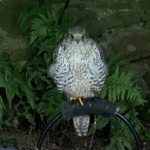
[49,26,107,136]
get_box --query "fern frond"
[30,17,48,43]
[18,2,41,33]
[30,10,59,43]
[101,66,144,107]
[97,54,146,149]
[38,88,64,117]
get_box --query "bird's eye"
[81,34,86,40]
[70,34,74,39]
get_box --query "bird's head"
[68,26,88,43]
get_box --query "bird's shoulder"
[53,38,68,62]
[87,38,105,60]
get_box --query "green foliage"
[91,54,146,150]
[30,10,60,43]
[0,0,75,128]
[101,67,144,107]
[18,1,75,121]
[38,88,65,117]
[18,1,44,34]
[0,53,36,127]
[0,132,18,146]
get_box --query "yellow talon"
[70,96,84,106]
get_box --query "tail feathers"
[73,115,90,136]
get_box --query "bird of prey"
[49,26,107,136]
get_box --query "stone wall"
[0,0,29,61]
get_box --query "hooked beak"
[73,34,82,43]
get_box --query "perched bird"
[49,26,107,136]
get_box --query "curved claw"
[70,96,84,106]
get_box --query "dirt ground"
[0,123,150,150]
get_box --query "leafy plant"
[89,54,146,150]
[18,0,44,34]
[0,53,36,127]
[0,132,18,146]
[18,1,75,122]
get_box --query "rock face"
[0,28,28,61]
[0,0,29,61]
[0,0,150,92]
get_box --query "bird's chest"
[65,43,91,69]
[64,44,95,82]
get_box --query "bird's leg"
[70,96,84,106]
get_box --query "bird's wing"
[49,42,70,91]
[97,43,105,61]
[87,40,107,92]
[53,37,68,62]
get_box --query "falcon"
[49,26,107,136]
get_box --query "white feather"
[48,64,56,78]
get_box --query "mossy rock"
[0,0,30,61]
[0,28,29,61]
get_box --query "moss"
[0,0,28,36]
[111,31,150,57]
[0,27,29,61]
[0,132,18,146]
